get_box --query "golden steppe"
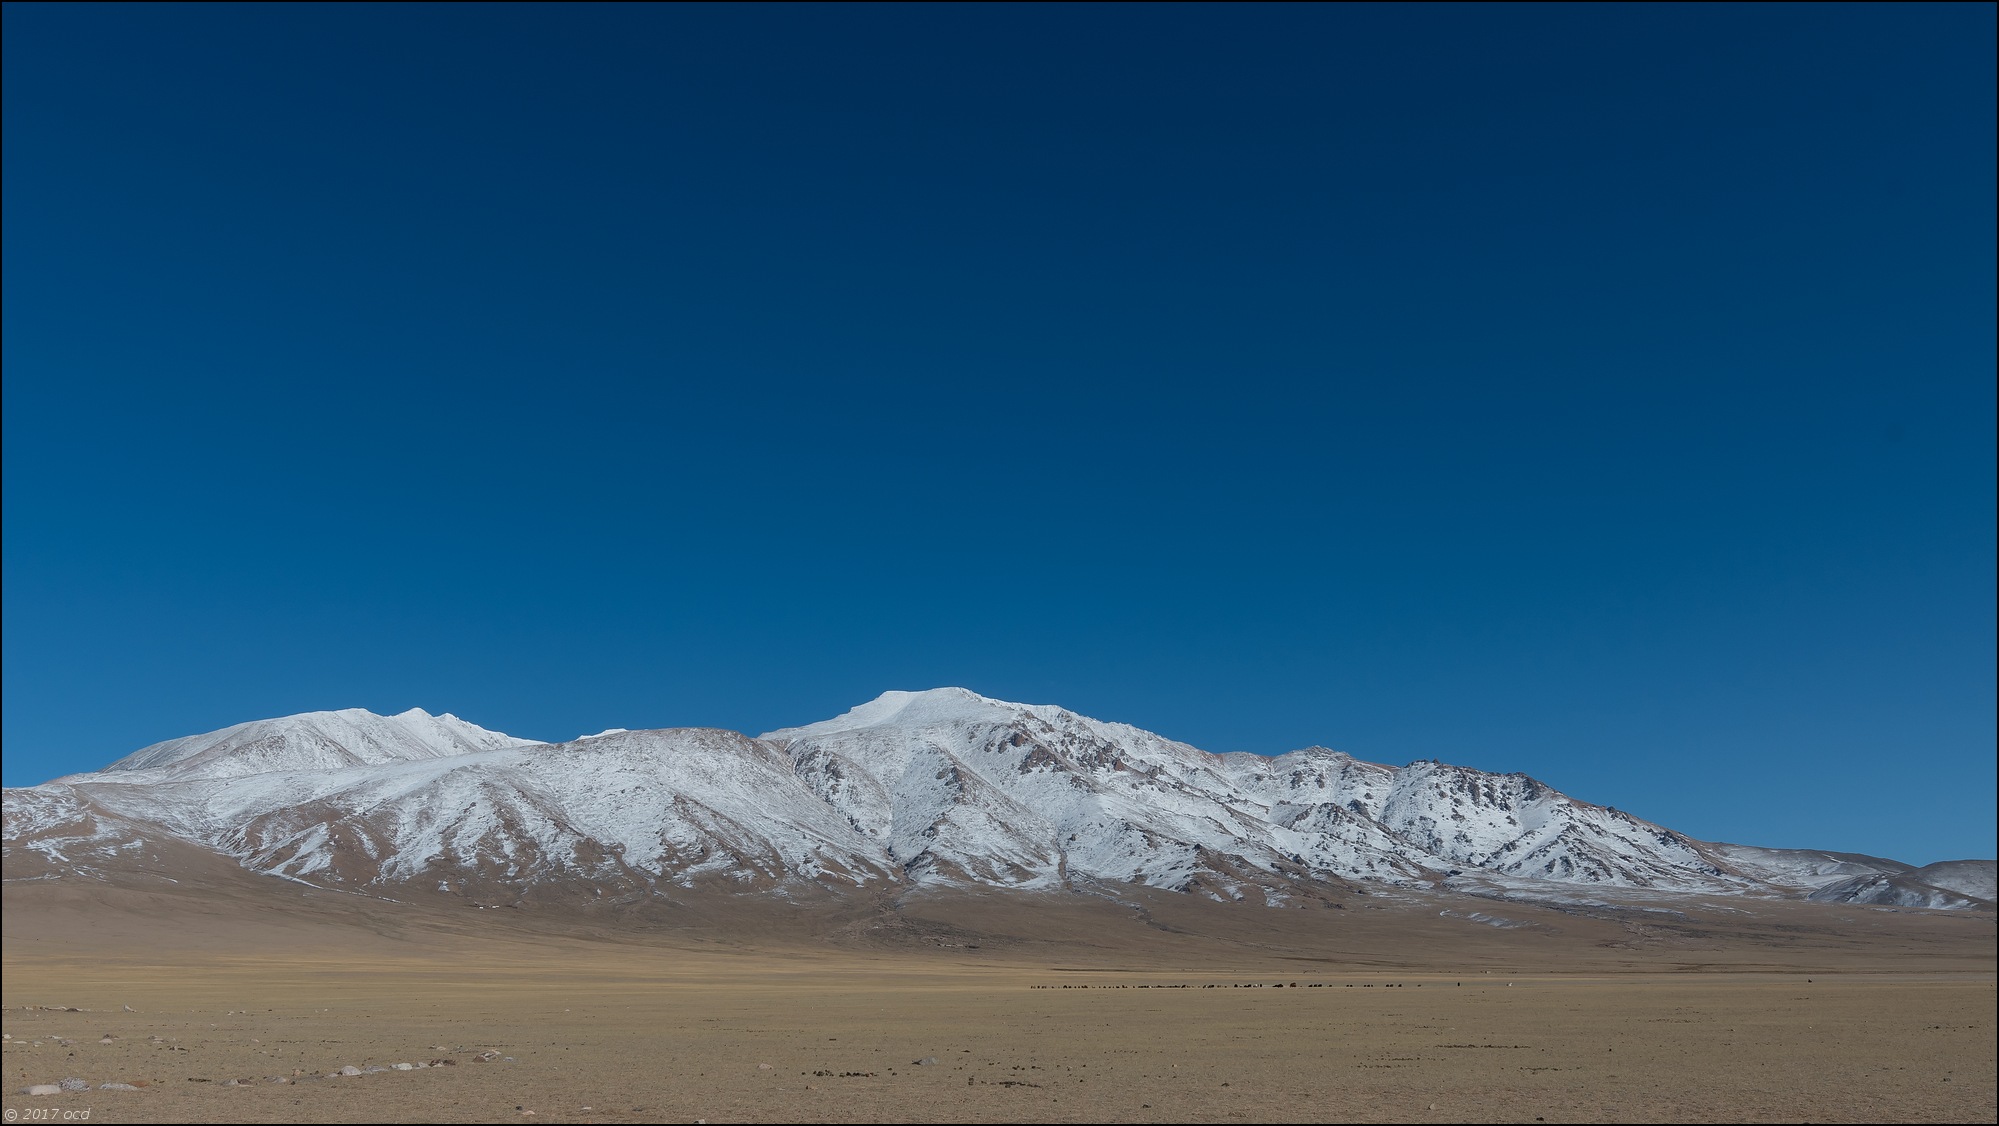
[3,868,1992,1124]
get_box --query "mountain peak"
[761,687,1039,741]
[77,707,536,784]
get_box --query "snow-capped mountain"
[5,690,1990,911]
[769,689,1738,894]
[86,707,538,782]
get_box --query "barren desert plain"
[3,859,1993,1126]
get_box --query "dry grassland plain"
[3,879,1993,1124]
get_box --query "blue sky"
[4,3,1993,865]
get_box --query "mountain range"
[5,688,1991,913]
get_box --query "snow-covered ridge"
[6,688,1991,911]
[67,707,540,785]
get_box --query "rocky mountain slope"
[6,689,1991,911]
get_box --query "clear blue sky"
[4,3,1992,865]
